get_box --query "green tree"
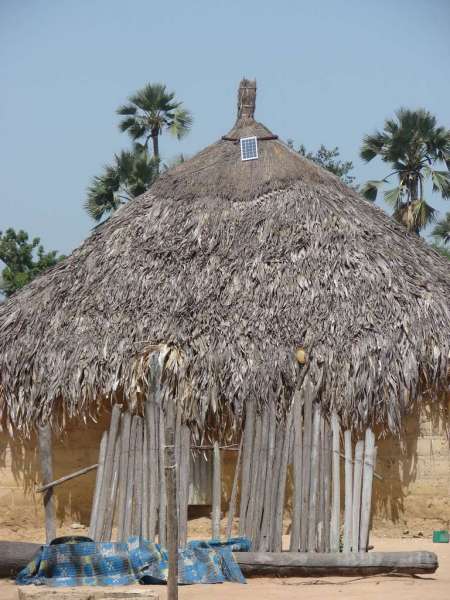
[360,108,450,234]
[84,148,159,222]
[0,229,65,298]
[288,141,355,186]
[117,83,192,167]
[433,212,450,245]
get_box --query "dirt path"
[0,536,448,600]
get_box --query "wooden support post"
[145,392,159,541]
[343,430,353,553]
[89,431,108,539]
[211,441,221,539]
[307,404,321,552]
[300,378,313,552]
[226,439,242,539]
[330,411,340,553]
[178,424,190,547]
[351,440,364,552]
[37,423,56,544]
[94,404,121,541]
[290,391,303,552]
[252,404,269,549]
[323,420,332,552]
[359,429,376,552]
[246,411,262,541]
[259,401,276,551]
[164,398,178,600]
[239,399,255,536]
[102,430,121,541]
[133,417,144,536]
[116,412,131,541]
[158,406,167,546]
[272,407,293,552]
[123,415,138,541]
[142,424,149,539]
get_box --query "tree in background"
[84,148,159,222]
[117,83,192,166]
[85,83,192,222]
[287,141,355,186]
[360,108,450,234]
[0,229,65,298]
[433,212,450,245]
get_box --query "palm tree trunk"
[151,131,160,173]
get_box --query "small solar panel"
[240,136,258,161]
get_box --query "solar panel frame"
[240,136,258,161]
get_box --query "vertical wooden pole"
[246,411,262,539]
[178,424,190,547]
[307,404,321,552]
[158,406,167,546]
[300,379,313,552]
[351,440,364,552]
[94,404,121,540]
[123,415,138,541]
[323,420,332,552]
[252,404,269,549]
[145,395,159,541]
[211,441,221,539]
[89,430,108,539]
[272,407,293,552]
[259,401,276,551]
[239,399,255,536]
[343,430,353,553]
[38,423,56,543]
[317,415,326,552]
[165,398,178,600]
[226,439,242,539]
[133,417,144,536]
[330,411,340,553]
[290,390,303,551]
[116,412,131,541]
[142,424,149,539]
[102,430,121,541]
[359,428,376,552]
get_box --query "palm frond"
[384,186,404,208]
[433,212,450,244]
[360,179,385,201]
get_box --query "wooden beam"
[37,463,98,493]
[234,551,439,577]
[37,424,56,544]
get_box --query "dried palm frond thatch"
[0,79,449,436]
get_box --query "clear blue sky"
[1,0,449,257]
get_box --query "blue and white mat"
[16,537,250,586]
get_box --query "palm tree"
[84,148,159,222]
[360,108,450,234]
[433,212,450,244]
[117,83,192,169]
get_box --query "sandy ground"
[0,534,448,600]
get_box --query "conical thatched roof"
[1,79,449,435]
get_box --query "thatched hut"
[0,80,449,544]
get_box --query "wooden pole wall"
[37,424,56,544]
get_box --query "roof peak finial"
[237,78,256,120]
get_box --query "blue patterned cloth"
[16,537,250,586]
